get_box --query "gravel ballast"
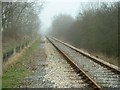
[20,38,92,89]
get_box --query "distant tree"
[49,2,118,57]
[49,14,74,39]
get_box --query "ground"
[19,38,87,88]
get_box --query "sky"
[39,1,81,34]
[39,0,118,34]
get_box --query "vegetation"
[2,38,40,88]
[2,1,43,54]
[2,1,43,88]
[49,14,74,38]
[48,2,119,62]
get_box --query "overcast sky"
[39,1,80,34]
[39,0,118,34]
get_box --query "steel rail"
[47,37,102,90]
[52,37,120,74]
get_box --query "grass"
[2,38,40,88]
[93,53,119,67]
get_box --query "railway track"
[47,37,120,89]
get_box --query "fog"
[39,0,118,35]
[1,0,119,88]
[39,1,80,35]
[42,1,119,66]
[2,0,119,67]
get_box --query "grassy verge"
[2,38,40,88]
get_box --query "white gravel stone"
[51,39,120,88]
[43,42,88,88]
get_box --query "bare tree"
[2,1,44,53]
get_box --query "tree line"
[48,2,119,57]
[2,1,43,53]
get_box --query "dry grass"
[2,38,40,88]
[80,48,119,67]
[3,47,27,69]
[93,53,118,67]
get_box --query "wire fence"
[3,41,29,62]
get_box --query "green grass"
[2,38,40,88]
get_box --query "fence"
[3,41,29,62]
